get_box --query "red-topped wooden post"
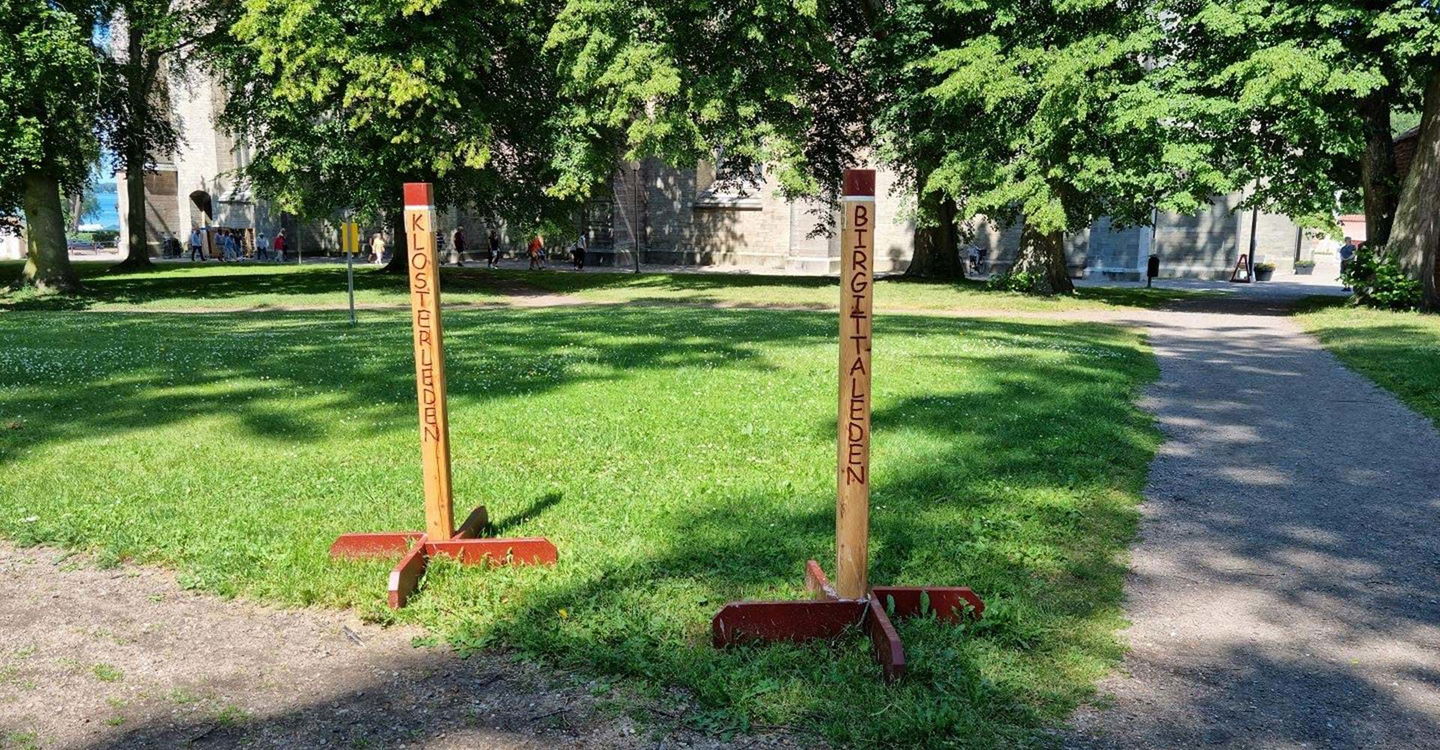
[328,183,557,608]
[710,168,985,682]
[402,183,455,539]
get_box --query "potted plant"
[1254,261,1276,281]
[1293,259,1315,276]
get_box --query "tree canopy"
[1,0,103,291]
[209,0,577,254]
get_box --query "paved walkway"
[1068,291,1440,748]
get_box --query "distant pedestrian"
[487,230,501,268]
[273,230,287,262]
[220,230,239,261]
[370,232,386,264]
[451,227,466,266]
[256,231,269,260]
[162,232,181,259]
[528,234,545,270]
[571,233,587,270]
[1339,236,1358,289]
[189,227,205,261]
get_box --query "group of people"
[166,227,290,262]
[443,228,588,271]
[164,223,591,270]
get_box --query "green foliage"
[1341,245,1423,310]
[544,0,865,201]
[920,0,1234,234]
[985,269,1049,295]
[1159,0,1440,221]
[0,0,102,219]
[209,0,576,229]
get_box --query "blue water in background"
[87,183,119,230]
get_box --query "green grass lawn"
[1,260,1202,314]
[1296,299,1440,426]
[0,297,1160,745]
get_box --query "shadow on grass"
[1,260,1210,313]
[0,304,1158,745]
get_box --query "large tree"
[1164,1,1440,246]
[207,0,576,271]
[547,0,1243,291]
[911,0,1235,293]
[1390,66,1440,310]
[545,0,869,217]
[100,0,226,272]
[1,0,103,293]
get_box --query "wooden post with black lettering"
[710,167,984,682]
[837,169,875,599]
[403,182,455,540]
[327,183,557,609]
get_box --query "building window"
[694,149,764,210]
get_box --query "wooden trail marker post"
[710,169,985,682]
[329,183,557,609]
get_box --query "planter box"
[1255,268,1275,282]
[1293,265,1315,276]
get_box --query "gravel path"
[1067,292,1440,748]
[0,543,806,750]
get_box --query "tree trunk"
[113,23,154,272]
[1359,90,1400,247]
[1389,67,1440,311]
[11,172,82,293]
[66,190,85,234]
[1012,220,1075,295]
[903,192,963,279]
[379,207,410,273]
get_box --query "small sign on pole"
[328,183,557,608]
[342,221,359,325]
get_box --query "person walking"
[1339,235,1358,290]
[369,232,386,264]
[162,232,181,259]
[571,233,587,270]
[189,227,205,261]
[272,230,287,262]
[217,229,234,261]
[451,227,466,266]
[487,229,501,268]
[527,234,545,270]
[256,231,269,260]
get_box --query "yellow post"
[836,169,875,599]
[403,183,455,539]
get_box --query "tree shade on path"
[1067,294,1440,747]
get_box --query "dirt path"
[1066,295,1440,748]
[0,543,807,750]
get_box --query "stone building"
[589,165,1337,280]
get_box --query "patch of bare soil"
[0,543,812,749]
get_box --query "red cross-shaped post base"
[711,560,984,683]
[330,506,557,609]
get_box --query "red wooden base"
[711,560,983,683]
[330,506,557,608]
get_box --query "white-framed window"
[694,149,764,210]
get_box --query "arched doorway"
[189,190,213,225]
